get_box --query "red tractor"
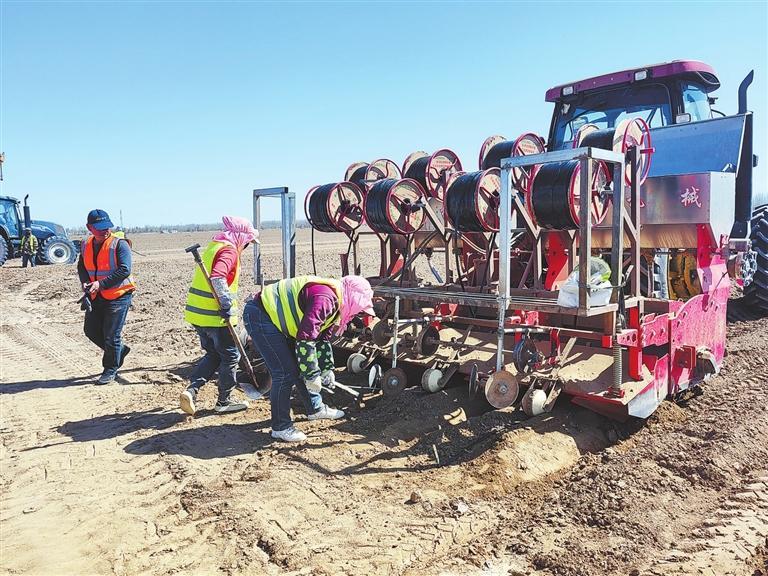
[303,60,762,421]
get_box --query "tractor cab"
[545,60,756,241]
[546,60,721,150]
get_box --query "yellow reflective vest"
[260,275,342,337]
[184,241,240,327]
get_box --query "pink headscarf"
[212,215,259,252]
[337,275,375,334]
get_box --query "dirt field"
[1,229,767,576]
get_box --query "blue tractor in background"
[0,194,78,266]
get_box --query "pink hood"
[337,275,375,334]
[212,215,259,252]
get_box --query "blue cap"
[87,209,114,230]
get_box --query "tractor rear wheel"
[38,235,77,265]
[0,237,9,267]
[640,251,669,299]
[744,204,768,313]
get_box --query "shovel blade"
[238,382,265,401]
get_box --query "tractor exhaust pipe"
[738,70,753,114]
[23,194,31,229]
[731,70,755,239]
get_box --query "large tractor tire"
[640,251,669,299]
[37,235,77,265]
[0,237,9,267]
[744,204,768,313]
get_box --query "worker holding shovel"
[180,216,259,415]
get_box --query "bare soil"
[1,230,767,576]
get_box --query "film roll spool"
[345,159,402,194]
[526,160,611,230]
[479,133,546,194]
[402,149,462,200]
[445,168,501,232]
[573,118,652,186]
[305,182,365,232]
[364,178,426,235]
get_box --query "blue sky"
[1,0,766,227]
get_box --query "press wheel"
[382,367,408,397]
[421,368,444,393]
[371,319,392,347]
[484,370,519,409]
[347,353,367,374]
[415,325,440,357]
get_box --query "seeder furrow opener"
[295,60,762,421]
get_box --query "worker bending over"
[180,216,258,415]
[243,274,375,442]
[78,209,136,384]
[20,228,37,268]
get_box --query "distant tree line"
[67,220,310,235]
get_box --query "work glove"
[219,306,232,320]
[321,370,336,390]
[304,375,322,394]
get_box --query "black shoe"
[214,399,249,414]
[119,345,131,368]
[96,369,117,385]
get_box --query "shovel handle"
[186,245,263,393]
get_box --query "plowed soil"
[1,230,767,576]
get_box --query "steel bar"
[629,147,641,296]
[611,161,624,303]
[391,295,401,368]
[499,164,512,300]
[373,285,626,315]
[253,187,294,284]
[495,295,507,371]
[500,146,624,169]
[253,192,262,286]
[578,157,591,309]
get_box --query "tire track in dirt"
[0,323,94,384]
[168,443,501,576]
[645,472,768,576]
[1,286,238,575]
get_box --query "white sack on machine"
[557,257,612,308]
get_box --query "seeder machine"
[297,60,762,421]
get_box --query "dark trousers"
[243,300,322,431]
[21,254,35,268]
[83,292,133,372]
[188,325,240,404]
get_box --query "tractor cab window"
[0,201,20,237]
[552,84,672,149]
[681,83,711,122]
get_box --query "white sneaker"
[307,405,345,421]
[179,390,196,415]
[271,427,307,443]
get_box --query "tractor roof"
[545,60,719,102]
[0,195,19,203]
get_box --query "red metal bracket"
[615,329,639,346]
[641,312,671,347]
[675,345,697,369]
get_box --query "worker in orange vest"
[77,209,136,384]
